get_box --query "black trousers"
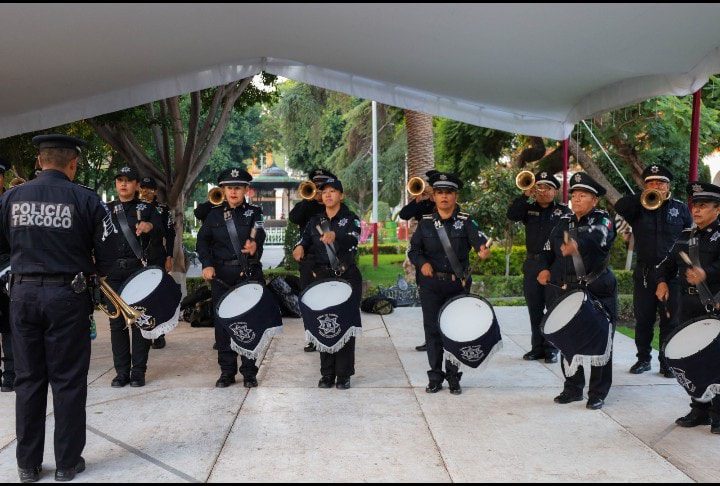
[678,294,720,419]
[315,265,362,380]
[107,265,151,377]
[523,258,557,355]
[547,271,618,400]
[633,265,680,364]
[11,280,92,469]
[1,331,13,381]
[418,275,467,384]
[210,265,260,378]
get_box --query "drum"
[300,278,361,353]
[118,266,182,340]
[216,282,283,359]
[663,316,720,403]
[438,294,502,369]
[541,289,613,376]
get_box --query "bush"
[618,294,634,325]
[470,275,524,297]
[186,277,208,296]
[183,234,197,251]
[358,242,408,255]
[469,245,526,276]
[283,222,301,271]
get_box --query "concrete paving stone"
[415,387,692,483]
[209,387,450,483]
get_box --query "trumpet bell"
[298,181,317,200]
[407,176,426,196]
[97,277,144,329]
[208,187,224,205]
[516,171,535,191]
[640,189,667,211]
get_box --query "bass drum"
[118,266,182,340]
[438,294,502,369]
[300,278,362,354]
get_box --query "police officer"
[0,134,115,482]
[507,171,570,363]
[289,168,335,352]
[96,166,164,389]
[657,182,720,434]
[292,177,362,389]
[0,156,13,393]
[615,164,692,376]
[139,176,177,350]
[408,171,491,395]
[538,172,617,410]
[196,168,266,388]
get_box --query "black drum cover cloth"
[118,266,182,340]
[663,316,720,403]
[541,290,613,376]
[438,294,502,370]
[268,276,302,318]
[299,279,362,354]
[216,282,283,360]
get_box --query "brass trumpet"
[407,176,426,196]
[208,187,224,205]
[97,277,144,329]
[640,189,670,211]
[515,170,535,191]
[298,180,317,200]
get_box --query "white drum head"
[544,291,585,334]
[121,268,163,304]
[439,296,494,342]
[217,283,264,318]
[665,319,720,359]
[302,280,352,311]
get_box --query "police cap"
[218,168,252,186]
[569,172,606,197]
[32,134,86,154]
[687,182,720,203]
[0,156,10,174]
[140,176,158,189]
[642,164,672,183]
[535,170,561,189]
[309,168,337,184]
[429,171,462,191]
[115,165,140,181]
[317,177,344,193]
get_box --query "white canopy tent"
[1,3,719,140]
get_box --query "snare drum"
[118,266,182,340]
[300,278,362,353]
[663,316,720,403]
[541,290,613,376]
[216,282,283,359]
[438,294,502,369]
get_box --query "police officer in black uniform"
[196,168,266,388]
[0,156,13,393]
[657,182,720,434]
[615,164,692,376]
[139,176,177,350]
[292,177,362,389]
[507,171,570,363]
[408,171,491,395]
[538,172,617,410]
[97,166,164,389]
[289,168,335,352]
[0,134,115,482]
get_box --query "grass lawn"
[358,254,407,287]
[616,326,660,351]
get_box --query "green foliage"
[358,242,408,255]
[363,201,392,222]
[358,254,406,287]
[469,246,526,276]
[183,234,197,252]
[461,165,520,240]
[283,221,301,271]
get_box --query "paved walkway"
[0,307,717,482]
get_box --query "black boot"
[415,343,427,352]
[152,335,166,349]
[243,376,258,388]
[629,360,651,374]
[1,372,15,392]
[17,465,41,483]
[111,374,130,388]
[55,457,85,482]
[304,342,317,352]
[215,374,236,388]
[447,372,463,395]
[675,408,711,427]
[130,372,146,387]
[711,418,720,435]
[318,376,335,388]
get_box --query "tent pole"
[562,138,569,204]
[689,89,702,182]
[372,100,379,268]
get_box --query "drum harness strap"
[316,219,344,276]
[224,208,251,278]
[686,233,720,312]
[115,204,147,267]
[433,214,468,288]
[564,225,608,289]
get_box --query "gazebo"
[249,161,301,222]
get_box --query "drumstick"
[212,277,232,289]
[485,237,494,249]
[679,251,693,266]
[563,231,570,245]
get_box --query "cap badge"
[121,167,131,173]
[231,169,239,178]
[651,166,659,173]
[440,174,448,181]
[574,174,582,182]
[541,172,547,178]
[693,184,703,193]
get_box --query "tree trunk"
[173,193,187,273]
[568,138,622,207]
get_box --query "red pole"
[689,89,702,182]
[372,222,379,268]
[562,138,569,203]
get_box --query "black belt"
[687,287,699,295]
[434,271,458,282]
[15,274,75,284]
[314,264,352,277]
[219,259,245,266]
[115,258,143,270]
[526,253,543,261]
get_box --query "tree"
[87,73,277,271]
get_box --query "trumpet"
[298,180,317,200]
[208,187,224,205]
[97,277,145,329]
[640,189,670,211]
[515,170,535,191]
[407,176,426,196]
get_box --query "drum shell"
[662,315,720,402]
[215,282,283,330]
[299,278,361,352]
[118,265,181,326]
[438,294,502,369]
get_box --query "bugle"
[208,187,224,205]
[407,176,426,196]
[298,181,317,200]
[515,170,535,191]
[97,277,144,329]
[640,189,670,211]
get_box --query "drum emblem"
[459,345,485,363]
[229,322,256,344]
[317,314,341,339]
[669,367,695,393]
[132,306,156,331]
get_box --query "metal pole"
[372,101,379,268]
[562,138,569,204]
[689,89,702,182]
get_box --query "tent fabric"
[1,4,720,140]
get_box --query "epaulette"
[422,214,434,220]
[77,183,97,193]
[457,212,470,220]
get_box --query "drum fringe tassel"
[562,323,614,377]
[304,326,363,354]
[444,340,504,372]
[140,305,181,341]
[698,384,720,403]
[230,325,284,360]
